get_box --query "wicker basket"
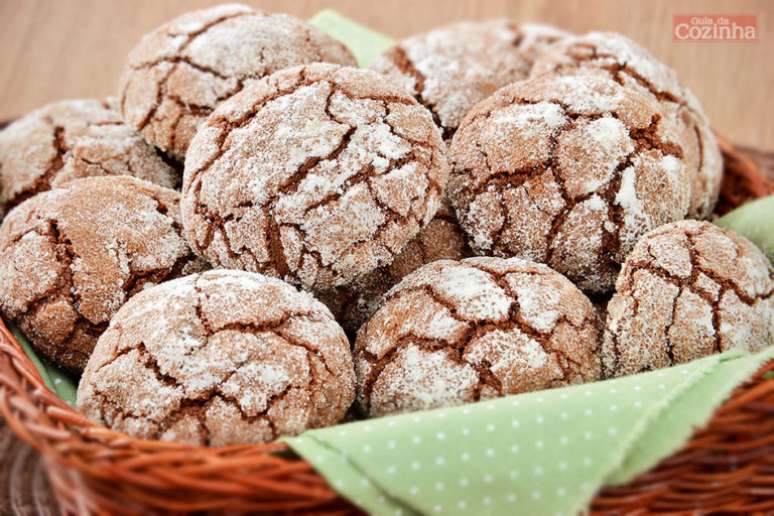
[0,138,772,515]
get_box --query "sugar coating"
[355,257,601,417]
[602,220,774,377]
[370,19,569,139]
[181,63,449,290]
[318,200,471,335]
[0,177,207,371]
[448,73,691,294]
[77,269,355,446]
[119,4,356,159]
[0,98,179,216]
[531,32,722,219]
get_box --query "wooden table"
[0,0,772,151]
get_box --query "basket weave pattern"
[0,138,772,514]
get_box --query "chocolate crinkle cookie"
[531,32,722,219]
[448,73,691,294]
[0,176,207,372]
[0,98,179,217]
[370,19,569,139]
[355,257,601,417]
[602,220,774,378]
[77,269,355,446]
[120,4,356,159]
[181,63,449,290]
[318,200,471,335]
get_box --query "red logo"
[673,15,757,41]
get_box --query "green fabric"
[287,349,773,516]
[715,194,774,263]
[11,325,77,406]
[310,10,394,66]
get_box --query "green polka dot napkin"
[287,348,773,516]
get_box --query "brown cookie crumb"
[531,32,723,219]
[77,269,355,446]
[370,20,569,139]
[181,63,449,290]
[355,257,601,417]
[0,176,207,371]
[0,98,179,216]
[119,4,356,159]
[602,220,774,378]
[318,200,471,335]
[448,73,691,294]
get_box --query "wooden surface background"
[0,0,772,150]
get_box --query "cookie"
[0,177,206,371]
[120,4,356,159]
[181,63,449,290]
[318,200,471,335]
[0,98,179,216]
[355,257,601,417]
[602,220,773,378]
[77,269,355,446]
[370,20,568,139]
[448,73,691,293]
[531,32,722,219]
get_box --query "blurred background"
[0,0,771,151]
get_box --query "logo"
[673,15,757,41]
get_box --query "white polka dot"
[360,478,369,487]
[437,411,448,418]
[483,496,493,506]
[560,392,568,400]
[534,466,543,477]
[658,384,666,390]
[436,431,446,441]
[608,427,619,436]
[410,486,419,496]
[461,452,471,462]
[560,436,569,445]
[395,510,403,516]
[511,399,520,407]
[378,496,386,503]
[609,404,618,412]
[506,493,517,503]
[584,390,593,396]
[532,490,542,499]
[433,505,442,513]
[584,431,593,440]
[362,445,371,453]
[634,400,643,408]
[657,372,667,378]
[584,408,593,416]
[536,415,544,424]
[459,477,469,487]
[412,416,421,423]
[435,456,445,466]
[557,487,567,497]
[536,396,544,403]
[411,461,421,471]
[535,440,544,449]
[484,474,494,483]
[510,444,519,454]
[633,385,642,391]
[456,501,467,510]
[560,411,569,420]
[486,404,495,411]
[558,461,568,471]
[509,470,520,480]
[511,419,520,428]
[435,481,445,491]
[337,429,347,436]
[364,425,373,432]
[485,448,495,457]
[583,457,593,466]
[335,480,345,488]
[462,407,471,415]
[387,466,397,475]
[462,427,471,436]
[387,420,397,427]
[412,436,422,445]
[486,424,496,432]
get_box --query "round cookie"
[531,32,722,219]
[181,63,449,290]
[370,20,568,139]
[602,220,773,378]
[77,269,355,446]
[448,73,691,294]
[120,4,356,159]
[319,200,471,335]
[355,257,601,417]
[0,98,179,216]
[0,176,207,371]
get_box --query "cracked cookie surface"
[181,63,449,290]
[531,32,722,219]
[318,200,471,335]
[0,176,207,372]
[77,269,355,446]
[0,99,179,217]
[448,73,691,294]
[370,20,568,140]
[119,4,355,159]
[354,256,601,417]
[602,220,774,378]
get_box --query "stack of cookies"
[0,4,771,446]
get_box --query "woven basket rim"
[0,137,772,514]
